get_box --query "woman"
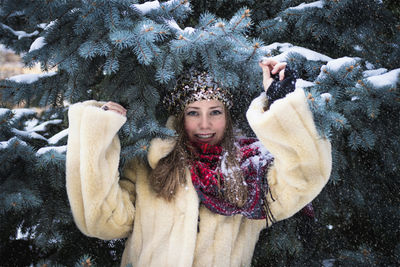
[66,60,331,267]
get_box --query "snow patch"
[0,44,15,53]
[12,108,36,121]
[366,68,400,88]
[363,68,387,78]
[37,20,56,30]
[0,139,12,149]
[12,128,47,141]
[37,145,67,155]
[323,56,360,72]
[29,37,46,52]
[24,118,39,131]
[9,11,25,17]
[26,119,62,132]
[1,23,39,39]
[263,42,293,51]
[262,42,332,62]
[296,79,315,90]
[8,72,57,84]
[365,61,375,70]
[0,108,11,117]
[322,259,335,267]
[166,19,195,34]
[320,93,332,102]
[353,45,362,51]
[37,23,47,29]
[0,137,28,150]
[48,129,69,145]
[132,1,160,14]
[288,1,324,10]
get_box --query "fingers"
[259,61,271,79]
[272,62,287,80]
[279,68,285,81]
[259,58,278,71]
[101,101,127,116]
[259,61,273,92]
[259,58,287,81]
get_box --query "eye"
[186,110,198,116]
[210,109,223,116]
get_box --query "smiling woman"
[184,99,226,145]
[65,60,332,267]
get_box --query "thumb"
[259,62,273,91]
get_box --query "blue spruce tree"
[0,0,399,265]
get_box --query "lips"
[195,133,215,139]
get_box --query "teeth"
[197,134,213,138]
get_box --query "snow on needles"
[260,43,399,94]
[166,19,195,34]
[37,145,67,155]
[8,72,57,84]
[12,128,47,141]
[133,0,160,14]
[366,68,400,88]
[25,119,62,132]
[315,57,360,81]
[262,42,333,62]
[363,68,388,78]
[0,44,15,53]
[323,57,361,72]
[133,0,189,15]
[0,137,28,150]
[29,37,46,52]
[0,108,10,117]
[132,0,194,34]
[12,108,36,121]
[288,1,324,10]
[296,79,315,90]
[48,129,68,145]
[0,23,39,39]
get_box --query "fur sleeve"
[246,89,332,225]
[66,100,136,240]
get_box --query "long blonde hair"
[149,107,248,207]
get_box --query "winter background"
[0,0,399,266]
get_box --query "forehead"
[186,99,224,109]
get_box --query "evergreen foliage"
[0,0,399,265]
[257,0,399,69]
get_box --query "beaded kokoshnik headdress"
[163,69,233,116]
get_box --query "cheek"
[184,117,195,134]
[216,118,227,134]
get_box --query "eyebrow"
[186,106,224,110]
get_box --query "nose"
[199,114,210,129]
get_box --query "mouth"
[195,133,215,139]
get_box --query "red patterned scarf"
[189,138,275,220]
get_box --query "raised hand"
[259,59,287,92]
[101,101,127,116]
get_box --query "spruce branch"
[206,19,216,27]
[108,5,116,29]
[231,9,251,31]
[217,22,247,48]
[248,42,260,61]
[167,0,189,13]
[81,0,104,19]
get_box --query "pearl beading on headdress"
[163,69,233,115]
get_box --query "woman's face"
[184,99,226,145]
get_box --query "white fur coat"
[66,88,332,267]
